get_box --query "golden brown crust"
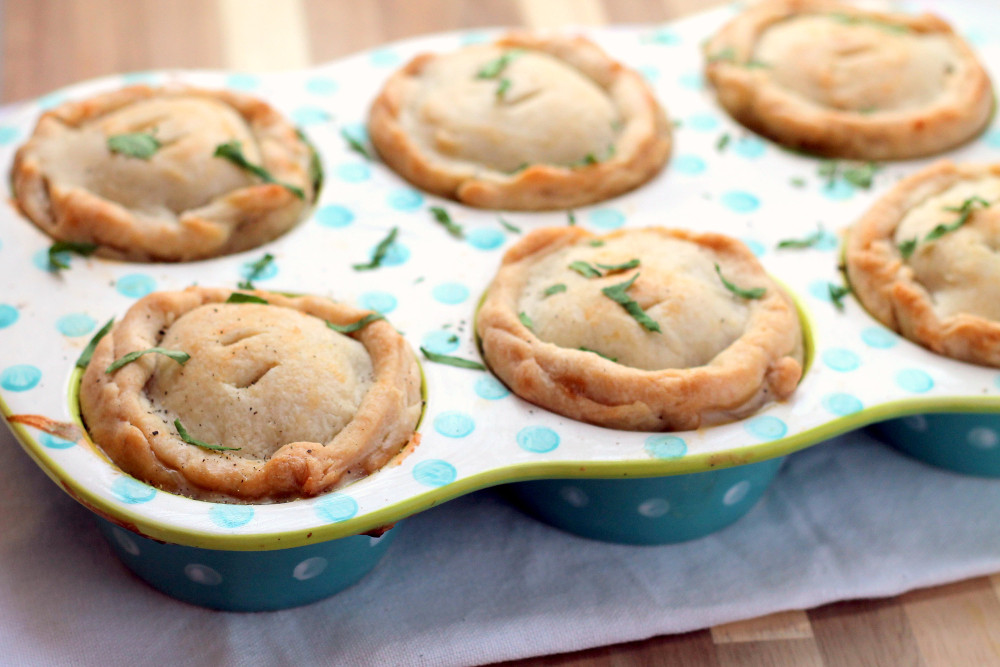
[476,227,803,431]
[79,287,423,502]
[846,160,1000,367]
[12,85,316,262]
[704,0,993,160]
[368,33,671,210]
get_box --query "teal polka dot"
[336,163,371,182]
[121,71,160,85]
[721,191,760,213]
[808,280,834,302]
[111,477,156,504]
[588,208,625,230]
[460,32,490,45]
[316,204,355,228]
[358,291,397,314]
[638,65,659,82]
[432,282,469,305]
[467,228,505,250]
[897,368,933,393]
[210,504,254,528]
[116,274,156,299]
[305,77,338,95]
[292,107,331,126]
[964,29,987,47]
[994,375,1000,391]
[34,248,73,272]
[861,326,898,349]
[823,393,863,416]
[40,433,75,449]
[674,154,706,175]
[733,136,766,159]
[744,415,787,441]
[422,330,460,355]
[644,29,680,45]
[741,238,766,257]
[370,49,401,66]
[821,180,854,201]
[413,460,457,487]
[813,231,839,251]
[56,313,96,337]
[434,411,475,438]
[517,426,560,453]
[226,73,260,90]
[688,113,719,131]
[316,494,359,522]
[1,365,41,392]
[38,92,65,110]
[0,127,18,144]
[644,435,687,459]
[0,305,18,328]
[380,241,409,267]
[388,189,424,211]
[475,376,510,400]
[986,128,1000,149]
[679,72,703,90]
[240,258,277,282]
[822,348,860,372]
[342,123,368,143]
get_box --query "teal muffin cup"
[869,413,1000,477]
[506,456,785,545]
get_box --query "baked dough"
[79,287,423,502]
[12,85,317,262]
[704,0,993,160]
[846,161,1000,367]
[368,33,672,210]
[476,227,803,431]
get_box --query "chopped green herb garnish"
[715,264,766,299]
[505,162,531,175]
[340,128,373,160]
[790,177,806,188]
[596,259,640,274]
[828,283,851,310]
[48,241,98,271]
[496,77,512,100]
[353,227,399,271]
[818,160,840,187]
[238,252,275,290]
[589,240,606,247]
[106,348,190,374]
[926,196,990,241]
[297,128,325,193]
[226,293,269,304]
[567,210,577,226]
[707,47,736,63]
[745,59,771,69]
[498,216,522,234]
[828,12,909,33]
[214,141,305,199]
[716,133,731,152]
[420,347,486,370]
[858,105,879,115]
[519,312,534,330]
[175,419,241,451]
[601,273,661,333]
[326,312,384,333]
[476,50,524,79]
[568,261,602,279]
[429,206,463,239]
[898,238,918,259]
[107,132,161,160]
[76,318,114,368]
[579,347,617,362]
[777,227,825,249]
[543,283,567,297]
[842,162,880,189]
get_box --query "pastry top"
[12,85,317,262]
[847,161,1000,367]
[476,227,804,431]
[704,0,992,160]
[79,287,423,502]
[369,33,671,210]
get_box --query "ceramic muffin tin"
[2,2,1000,608]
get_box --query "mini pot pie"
[12,85,318,262]
[704,0,993,160]
[368,33,672,210]
[79,287,422,502]
[476,227,804,431]
[846,161,1000,367]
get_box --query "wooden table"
[5,1,999,664]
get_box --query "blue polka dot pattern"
[358,291,397,314]
[434,411,475,438]
[316,494,359,522]
[116,274,156,299]
[34,248,69,272]
[678,72,703,90]
[821,181,853,201]
[241,258,278,282]
[720,191,760,213]
[460,32,490,45]
[121,72,160,85]
[995,375,1000,391]
[897,368,934,393]
[0,127,18,144]
[336,163,371,183]
[741,238,766,257]
[316,204,355,228]
[293,107,331,126]
[822,348,860,372]
[986,128,1000,149]
[38,93,65,110]
[732,136,766,159]
[745,415,788,441]
[808,280,834,302]
[40,433,75,449]
[432,282,469,305]
[823,393,863,416]
[517,426,560,453]
[421,330,460,355]
[226,73,260,90]
[370,49,401,66]
[674,154,706,175]
[56,313,96,337]
[305,77,338,95]
[341,123,369,143]
[813,231,839,251]
[643,29,680,45]
[638,65,659,82]
[588,208,625,230]
[475,375,510,400]
[687,113,719,131]
[467,228,505,250]
[644,435,687,459]
[0,304,18,329]
[111,477,156,504]
[1,365,41,392]
[387,189,424,211]
[210,504,254,528]
[413,459,457,487]
[861,326,898,349]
